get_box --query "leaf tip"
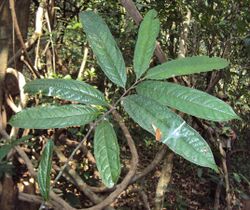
[147,9,158,18]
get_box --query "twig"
[131,145,168,183]
[206,71,223,93]
[15,146,37,176]
[53,127,94,185]
[63,138,96,163]
[1,131,74,209]
[178,8,191,58]
[0,125,9,140]
[7,33,39,66]
[219,141,232,210]
[229,149,250,156]
[56,140,168,195]
[53,147,115,210]
[34,34,41,71]
[120,0,167,63]
[77,47,89,80]
[45,9,56,74]
[53,79,140,186]
[154,152,174,210]
[35,3,44,35]
[18,192,53,208]
[214,176,223,210]
[9,0,40,78]
[5,95,21,113]
[139,190,151,210]
[0,0,9,142]
[15,145,74,210]
[6,68,27,108]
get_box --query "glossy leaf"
[123,95,218,171]
[134,9,160,79]
[0,136,32,161]
[24,79,108,106]
[37,140,54,201]
[9,105,100,129]
[145,56,229,80]
[80,11,127,88]
[94,120,121,188]
[137,81,240,121]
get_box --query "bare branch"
[154,152,174,210]
[131,145,168,183]
[120,0,167,63]
[139,190,151,210]
[77,47,89,80]
[9,0,40,78]
[53,146,115,210]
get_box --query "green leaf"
[94,120,121,188]
[145,56,229,80]
[137,81,240,121]
[0,145,13,162]
[0,136,32,161]
[122,95,218,171]
[9,105,100,129]
[37,140,54,201]
[134,9,160,79]
[24,79,108,106]
[79,11,127,88]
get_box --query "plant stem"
[53,79,142,186]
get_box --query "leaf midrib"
[26,83,106,105]
[87,23,125,87]
[161,88,234,118]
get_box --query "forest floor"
[1,129,250,210]
[113,139,250,210]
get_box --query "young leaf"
[9,105,100,129]
[37,140,54,201]
[134,9,160,79]
[24,79,108,106]
[137,81,240,121]
[145,56,229,80]
[79,11,127,88]
[122,95,218,171]
[0,135,32,161]
[94,120,121,188]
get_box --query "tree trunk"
[0,0,10,108]
[0,1,31,210]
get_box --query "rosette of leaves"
[10,9,240,190]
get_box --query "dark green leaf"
[134,9,160,79]
[137,81,240,121]
[9,105,100,129]
[24,79,108,106]
[0,145,13,162]
[80,11,127,88]
[145,56,229,80]
[123,95,218,171]
[94,120,121,188]
[37,140,54,201]
[0,136,32,161]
